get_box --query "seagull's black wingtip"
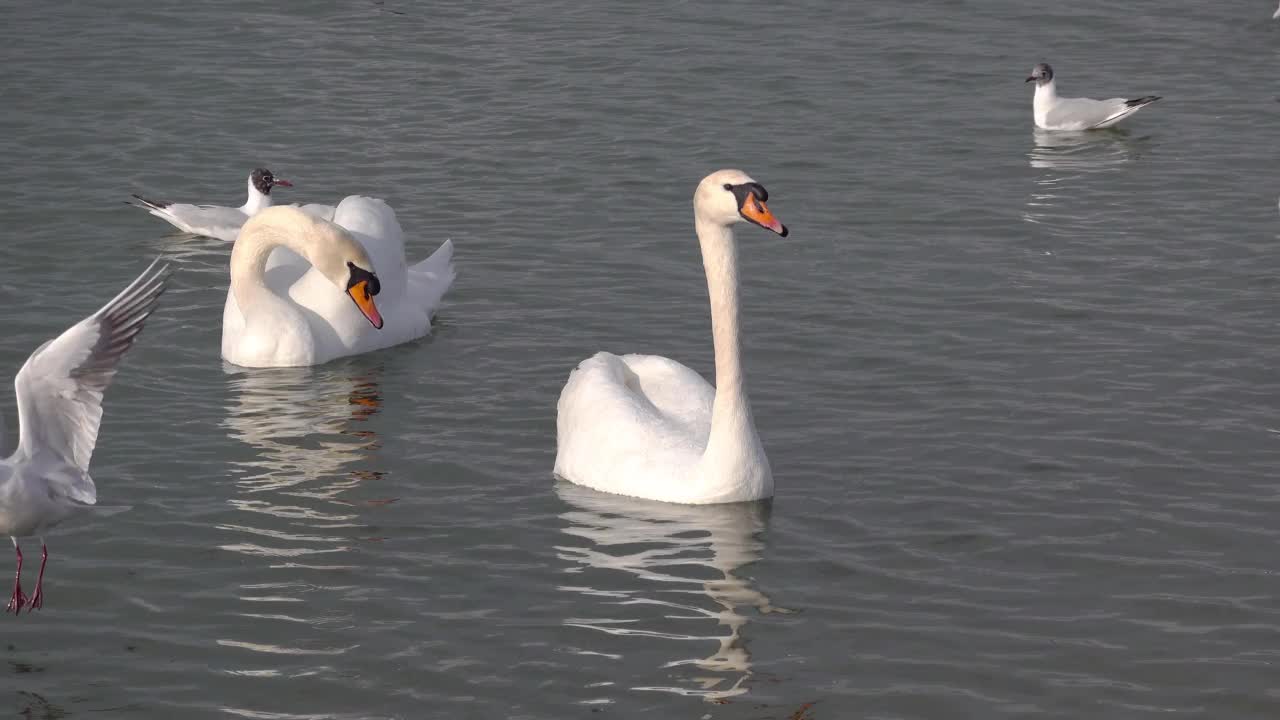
[129,194,172,210]
[1125,95,1162,108]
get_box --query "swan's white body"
[0,261,168,611]
[554,170,787,505]
[129,170,332,241]
[222,196,455,368]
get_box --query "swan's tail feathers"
[408,239,456,315]
[412,239,456,282]
[127,194,173,212]
[1125,95,1161,108]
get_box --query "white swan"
[222,195,455,367]
[553,169,788,505]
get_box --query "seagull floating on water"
[0,260,169,613]
[129,168,307,241]
[1026,63,1161,131]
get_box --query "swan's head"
[249,168,293,196]
[1026,63,1054,85]
[340,257,384,329]
[241,207,384,329]
[694,169,788,237]
[316,231,383,330]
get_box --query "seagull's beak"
[347,280,384,329]
[1025,76,1036,83]
[272,179,294,188]
[739,193,788,237]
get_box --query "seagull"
[128,168,296,241]
[1026,63,1161,131]
[0,259,169,613]
[1274,2,1280,19]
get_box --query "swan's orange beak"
[739,193,789,237]
[347,280,384,329]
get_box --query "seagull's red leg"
[27,543,46,611]
[6,541,27,614]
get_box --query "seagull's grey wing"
[165,204,250,240]
[12,259,170,502]
[1046,96,1129,129]
[130,195,247,240]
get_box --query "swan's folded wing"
[618,354,714,436]
[555,353,714,492]
[410,238,454,280]
[333,196,411,292]
[13,260,170,500]
[293,203,337,222]
[332,196,404,252]
[561,353,713,446]
[406,239,456,313]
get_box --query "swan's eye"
[347,262,381,296]
[723,183,733,191]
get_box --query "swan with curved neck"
[222,196,455,368]
[553,169,788,505]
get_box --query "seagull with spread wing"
[0,260,169,613]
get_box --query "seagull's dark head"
[1026,63,1054,86]
[250,168,293,195]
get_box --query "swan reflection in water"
[555,483,787,702]
[214,365,390,701]
[219,364,386,568]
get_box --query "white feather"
[0,260,168,539]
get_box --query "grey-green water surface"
[3,1,1280,718]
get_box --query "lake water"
[3,1,1280,718]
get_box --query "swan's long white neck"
[232,225,284,310]
[694,217,763,476]
[240,177,272,215]
[230,215,317,310]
